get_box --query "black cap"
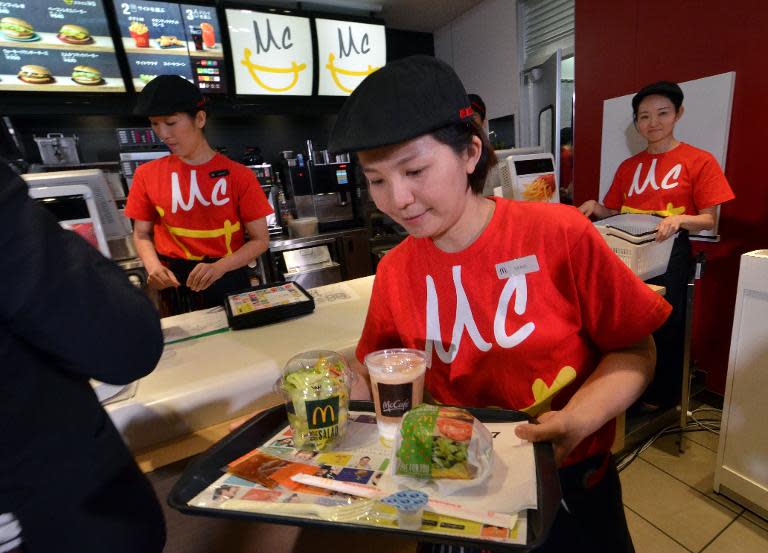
[133,74,208,116]
[328,55,474,154]
[632,81,684,115]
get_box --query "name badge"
[495,255,540,279]
[209,169,229,178]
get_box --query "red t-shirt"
[603,143,734,216]
[356,198,671,467]
[125,154,273,260]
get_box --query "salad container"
[276,350,354,450]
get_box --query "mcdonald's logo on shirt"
[306,396,340,429]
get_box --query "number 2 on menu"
[121,3,130,15]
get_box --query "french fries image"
[522,173,556,201]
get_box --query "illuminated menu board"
[0,0,125,92]
[112,0,226,92]
[315,18,385,96]
[226,9,312,96]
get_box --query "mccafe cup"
[364,348,427,439]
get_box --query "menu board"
[315,19,385,96]
[0,0,125,92]
[112,0,226,92]
[226,9,312,96]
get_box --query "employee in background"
[559,126,574,204]
[578,81,735,410]
[467,93,487,128]
[126,75,273,316]
[0,161,166,553]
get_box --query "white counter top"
[107,277,374,452]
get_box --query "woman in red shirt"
[330,56,671,552]
[126,75,273,315]
[578,81,734,409]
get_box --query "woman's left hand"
[514,410,586,466]
[186,261,225,291]
[656,215,683,242]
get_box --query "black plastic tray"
[169,401,561,551]
[223,281,315,330]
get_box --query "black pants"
[644,233,693,408]
[158,256,251,316]
[418,454,633,553]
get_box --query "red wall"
[574,1,768,394]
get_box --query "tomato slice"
[436,417,473,442]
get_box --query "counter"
[107,276,374,470]
[109,277,664,471]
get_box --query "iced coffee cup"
[365,348,427,439]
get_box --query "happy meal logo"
[316,19,385,96]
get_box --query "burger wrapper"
[391,404,493,496]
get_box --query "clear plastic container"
[275,350,354,451]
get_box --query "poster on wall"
[314,18,385,96]
[0,0,125,92]
[112,0,226,92]
[226,9,312,96]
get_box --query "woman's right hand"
[578,199,600,217]
[146,265,180,290]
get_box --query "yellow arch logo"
[620,202,686,217]
[311,405,336,426]
[156,206,239,261]
[326,53,379,93]
[241,47,307,93]
[521,365,578,418]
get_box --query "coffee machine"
[281,140,359,232]
[246,163,284,237]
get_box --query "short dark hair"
[468,93,487,122]
[431,121,497,195]
[632,81,684,120]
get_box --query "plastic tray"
[594,214,675,280]
[223,281,315,330]
[168,401,561,551]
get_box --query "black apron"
[157,255,251,316]
[644,230,693,407]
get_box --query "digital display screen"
[226,8,312,96]
[0,0,126,92]
[314,18,385,96]
[34,194,102,251]
[112,0,226,92]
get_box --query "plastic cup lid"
[382,490,428,512]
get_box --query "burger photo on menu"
[0,17,38,41]
[71,65,103,86]
[57,24,93,45]
[18,65,53,84]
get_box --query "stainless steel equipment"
[34,133,80,165]
[281,146,359,232]
[247,164,284,237]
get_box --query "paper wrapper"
[391,404,493,496]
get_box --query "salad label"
[305,396,340,441]
[378,382,413,417]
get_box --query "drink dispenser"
[280,141,359,232]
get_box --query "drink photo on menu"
[112,0,226,92]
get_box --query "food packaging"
[275,350,354,451]
[391,404,493,495]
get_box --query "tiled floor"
[620,407,768,552]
